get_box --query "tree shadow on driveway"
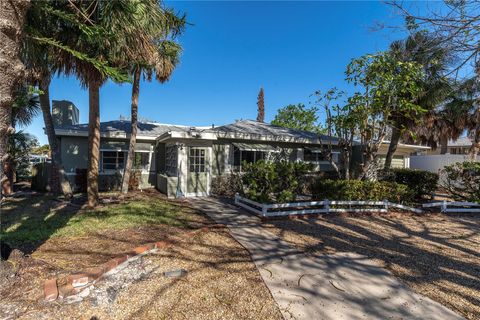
[262,212,480,319]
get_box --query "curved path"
[191,197,464,320]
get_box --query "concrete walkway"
[192,197,464,320]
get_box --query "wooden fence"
[234,194,423,217]
[422,201,480,213]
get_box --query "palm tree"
[121,4,184,194]
[384,32,453,168]
[2,85,40,194]
[54,0,180,206]
[0,0,31,197]
[403,78,475,154]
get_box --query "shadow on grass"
[0,187,206,257]
[0,192,84,255]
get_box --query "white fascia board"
[156,130,218,142]
[215,132,339,145]
[397,143,431,150]
[54,129,157,141]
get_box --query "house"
[410,136,479,173]
[425,137,473,155]
[53,118,427,197]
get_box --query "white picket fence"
[422,201,480,213]
[234,194,423,217]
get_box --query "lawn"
[1,192,192,248]
[262,211,480,320]
[0,190,282,319]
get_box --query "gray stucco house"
[53,118,426,197]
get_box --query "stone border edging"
[43,223,226,302]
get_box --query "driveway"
[192,197,465,320]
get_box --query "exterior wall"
[377,155,406,168]
[410,154,480,173]
[156,174,178,198]
[60,136,89,173]
[59,136,156,190]
[212,143,228,176]
[157,139,213,197]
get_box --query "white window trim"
[100,149,153,174]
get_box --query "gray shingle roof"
[55,119,337,143]
[55,120,205,137]
[214,119,339,143]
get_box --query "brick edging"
[44,223,226,302]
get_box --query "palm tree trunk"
[39,77,73,197]
[0,0,30,196]
[440,135,448,154]
[384,126,401,169]
[468,110,480,160]
[121,67,141,194]
[87,80,101,207]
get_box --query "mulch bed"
[0,191,282,319]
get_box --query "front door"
[187,147,209,196]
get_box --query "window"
[133,152,150,171]
[232,146,266,171]
[101,151,125,171]
[304,148,325,162]
[165,145,178,176]
[189,148,206,173]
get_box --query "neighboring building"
[52,100,79,126]
[52,119,428,197]
[410,137,478,173]
[425,137,472,155]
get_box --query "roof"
[54,119,339,144]
[214,120,339,144]
[448,137,472,147]
[54,120,213,138]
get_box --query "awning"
[233,143,279,152]
[306,147,323,153]
[305,147,340,154]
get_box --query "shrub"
[379,168,438,200]
[241,160,313,203]
[442,162,480,202]
[310,179,413,203]
[211,174,243,198]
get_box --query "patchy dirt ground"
[262,211,480,320]
[0,190,282,320]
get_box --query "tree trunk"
[439,135,448,154]
[39,77,73,197]
[87,81,101,207]
[468,106,480,160]
[384,126,401,169]
[0,0,30,197]
[121,68,141,194]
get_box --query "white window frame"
[100,149,152,174]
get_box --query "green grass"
[1,196,189,246]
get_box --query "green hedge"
[379,168,438,200]
[310,179,413,203]
[241,160,313,203]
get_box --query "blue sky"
[24,1,417,145]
